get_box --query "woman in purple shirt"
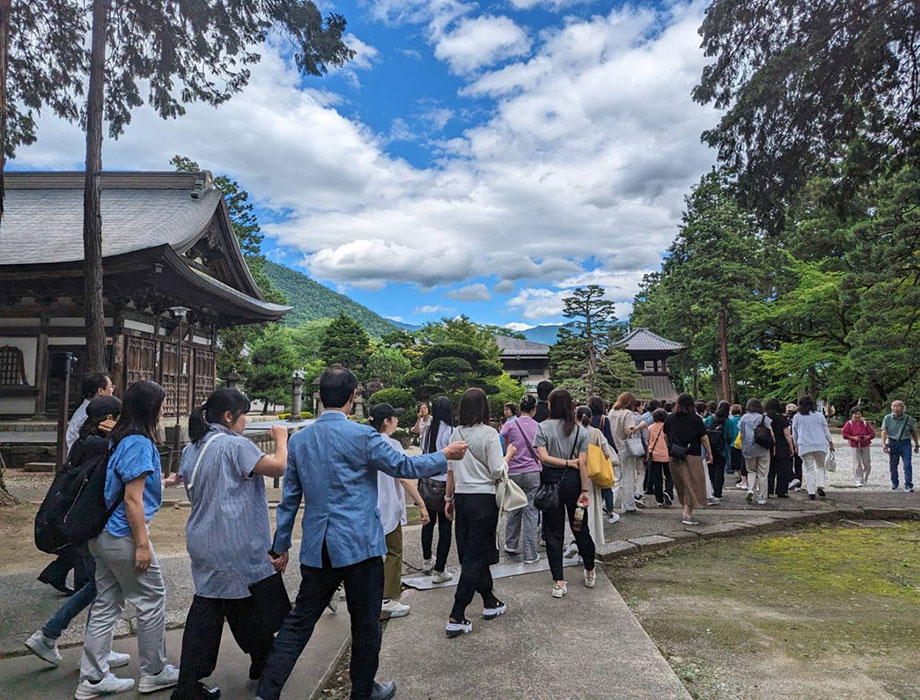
[500,395,542,564]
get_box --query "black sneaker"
[171,683,221,700]
[817,486,826,498]
[663,493,673,506]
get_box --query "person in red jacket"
[841,408,876,487]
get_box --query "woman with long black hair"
[169,387,288,699]
[76,381,177,700]
[535,389,594,598]
[420,396,454,584]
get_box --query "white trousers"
[802,451,827,495]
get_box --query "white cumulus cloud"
[446,283,492,301]
[434,15,533,75]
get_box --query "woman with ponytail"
[169,388,289,700]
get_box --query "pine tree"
[320,314,372,373]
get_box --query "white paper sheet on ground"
[402,556,582,590]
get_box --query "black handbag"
[534,427,579,512]
[754,416,776,450]
[249,572,292,636]
[668,442,689,460]
[533,480,560,512]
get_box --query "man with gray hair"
[881,400,919,492]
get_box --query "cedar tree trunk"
[0,0,10,223]
[83,0,108,372]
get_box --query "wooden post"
[0,0,10,223]
[54,354,74,473]
[34,314,50,417]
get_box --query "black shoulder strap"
[568,426,580,460]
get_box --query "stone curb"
[596,505,920,563]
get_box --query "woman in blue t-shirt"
[76,381,178,700]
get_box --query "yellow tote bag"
[587,429,615,488]
[733,427,742,450]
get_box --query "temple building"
[0,171,289,419]
[495,335,551,392]
[613,327,685,401]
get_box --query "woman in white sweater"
[444,388,509,638]
[791,395,835,500]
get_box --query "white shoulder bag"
[184,432,227,495]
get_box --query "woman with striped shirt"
[169,388,288,700]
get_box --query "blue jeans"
[601,488,614,513]
[43,577,96,640]
[888,439,914,489]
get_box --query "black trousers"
[648,460,674,503]
[175,594,274,696]
[542,468,595,581]
[769,453,793,496]
[708,454,726,498]
[730,446,744,475]
[451,493,499,621]
[420,479,452,572]
[39,548,92,590]
[257,547,384,700]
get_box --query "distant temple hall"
[496,327,684,400]
[0,171,289,419]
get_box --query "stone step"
[23,462,55,473]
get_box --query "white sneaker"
[584,570,596,589]
[552,583,567,598]
[606,512,621,524]
[106,651,131,669]
[138,664,179,694]
[422,558,434,573]
[563,542,579,559]
[707,497,721,506]
[75,674,135,699]
[431,570,453,584]
[381,599,410,619]
[25,630,62,666]
[523,554,540,564]
[789,478,801,489]
[327,595,339,613]
[735,482,748,489]
[757,498,768,505]
[855,481,863,488]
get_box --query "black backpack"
[754,416,775,450]
[34,446,122,554]
[707,422,726,455]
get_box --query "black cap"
[369,403,406,426]
[86,395,123,420]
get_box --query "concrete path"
[4,614,350,700]
[378,567,689,699]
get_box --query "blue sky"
[15,0,717,330]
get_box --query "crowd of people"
[20,369,920,699]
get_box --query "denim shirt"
[272,411,448,568]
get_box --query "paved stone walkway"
[3,448,918,699]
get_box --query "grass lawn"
[605,522,920,700]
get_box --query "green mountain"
[262,260,399,337]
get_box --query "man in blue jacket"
[257,368,467,700]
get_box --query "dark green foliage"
[404,342,500,403]
[244,324,298,410]
[417,316,501,363]
[6,0,85,159]
[365,346,412,388]
[427,357,473,375]
[694,0,920,225]
[262,260,399,336]
[320,314,372,372]
[368,387,415,428]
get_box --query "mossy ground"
[606,522,920,700]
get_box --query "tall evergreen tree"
[76,0,354,370]
[320,314,372,373]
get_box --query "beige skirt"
[670,454,707,509]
